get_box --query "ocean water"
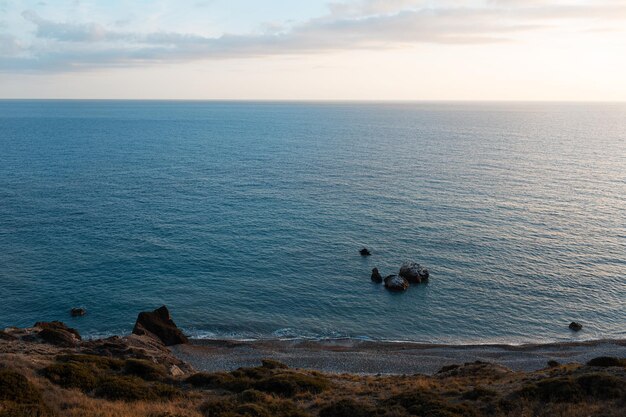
[1,100,624,344]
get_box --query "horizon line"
[1,98,626,104]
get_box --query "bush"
[461,387,497,401]
[57,354,124,371]
[576,373,625,400]
[261,359,289,370]
[586,357,626,367]
[547,360,560,368]
[384,390,479,417]
[232,367,272,381]
[94,375,153,401]
[518,377,583,403]
[234,403,271,417]
[0,369,50,417]
[187,372,252,392]
[93,375,181,402]
[199,398,238,416]
[124,359,168,381]
[319,399,376,417]
[41,362,98,391]
[237,389,271,404]
[437,364,460,374]
[254,373,329,397]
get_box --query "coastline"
[2,317,625,416]
[171,337,626,375]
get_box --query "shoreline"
[171,337,626,375]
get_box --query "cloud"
[3,0,626,72]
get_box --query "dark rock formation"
[0,330,17,341]
[34,321,81,347]
[360,248,372,256]
[70,308,87,317]
[569,322,583,331]
[132,306,188,346]
[371,268,383,283]
[399,262,429,283]
[384,275,409,292]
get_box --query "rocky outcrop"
[132,306,188,346]
[80,334,194,374]
[0,330,16,341]
[360,248,372,256]
[34,321,81,347]
[371,268,383,283]
[569,322,583,331]
[384,275,409,292]
[399,262,429,283]
[70,308,87,317]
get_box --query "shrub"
[199,398,238,417]
[254,373,329,397]
[94,375,153,401]
[517,377,583,403]
[461,387,497,401]
[0,369,50,417]
[57,354,124,371]
[234,403,271,417]
[261,359,289,370]
[586,357,626,367]
[576,373,625,400]
[187,372,252,392]
[547,360,560,368]
[124,358,168,381]
[237,389,271,404]
[93,375,181,402]
[232,367,272,381]
[319,399,376,417]
[437,365,460,374]
[41,362,98,391]
[384,390,479,417]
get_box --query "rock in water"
[133,305,188,346]
[34,321,81,347]
[70,308,86,317]
[360,248,372,256]
[371,268,383,283]
[384,275,409,292]
[569,322,583,331]
[399,262,429,283]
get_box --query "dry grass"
[1,349,625,417]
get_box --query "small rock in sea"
[384,275,409,292]
[399,262,429,283]
[569,322,583,331]
[360,248,372,256]
[70,308,87,317]
[371,268,383,283]
[133,305,189,346]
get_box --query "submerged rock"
[70,308,87,317]
[399,262,429,283]
[132,305,188,346]
[569,322,583,331]
[360,248,372,256]
[384,275,409,292]
[371,268,383,283]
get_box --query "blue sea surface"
[1,100,624,344]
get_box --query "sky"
[1,0,626,100]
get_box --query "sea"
[1,100,624,344]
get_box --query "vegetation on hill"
[1,348,625,417]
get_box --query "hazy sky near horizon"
[1,0,626,100]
